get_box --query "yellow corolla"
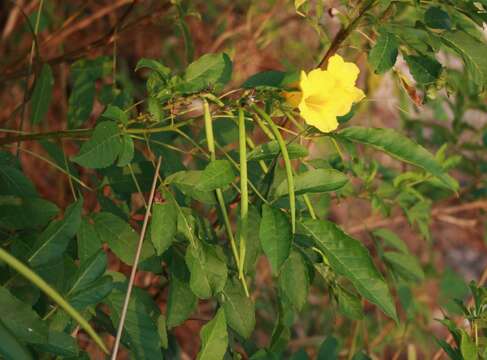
[295,54,365,133]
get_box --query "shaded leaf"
[197,308,228,360]
[28,199,83,267]
[30,64,54,124]
[0,165,37,198]
[368,30,398,74]
[278,251,309,311]
[259,205,292,274]
[151,200,178,256]
[338,127,458,191]
[0,318,33,360]
[404,55,442,84]
[298,219,397,320]
[71,121,122,169]
[77,218,102,264]
[197,160,236,191]
[336,286,363,320]
[185,243,228,299]
[222,278,255,338]
[425,7,452,30]
[383,252,424,282]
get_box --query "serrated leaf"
[0,286,48,344]
[178,53,232,94]
[33,330,79,357]
[275,168,348,197]
[166,276,198,328]
[93,212,154,265]
[383,252,424,282]
[77,218,102,263]
[0,319,33,360]
[368,30,398,74]
[28,199,83,267]
[107,288,163,360]
[197,160,237,191]
[151,201,178,256]
[222,278,255,338]
[259,205,292,274]
[72,121,122,168]
[69,276,113,310]
[67,250,107,296]
[197,308,228,360]
[247,141,308,161]
[442,31,487,91]
[185,243,228,299]
[278,251,309,311]
[424,7,452,30]
[30,64,54,124]
[298,219,397,320]
[404,55,442,84]
[338,127,458,191]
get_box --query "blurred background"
[1,1,486,358]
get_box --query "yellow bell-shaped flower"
[297,54,365,133]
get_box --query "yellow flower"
[296,54,365,133]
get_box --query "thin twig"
[110,156,162,360]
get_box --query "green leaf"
[222,278,255,338]
[275,169,348,197]
[166,275,198,328]
[151,201,178,256]
[278,251,309,311]
[0,286,47,344]
[107,287,163,360]
[460,330,477,360]
[368,30,398,74]
[178,53,232,94]
[185,243,228,299]
[93,212,154,265]
[67,81,95,129]
[372,228,408,254]
[135,58,171,77]
[259,205,292,274]
[442,31,487,91]
[166,170,216,204]
[102,105,128,124]
[336,286,363,320]
[404,55,442,84]
[30,64,54,124]
[241,70,299,89]
[0,197,58,230]
[33,330,79,357]
[0,165,37,197]
[0,318,33,360]
[197,308,228,360]
[317,336,339,360]
[67,250,107,296]
[69,276,113,310]
[298,219,397,320]
[383,252,424,282]
[424,7,452,30]
[337,127,458,191]
[28,199,83,267]
[197,160,237,191]
[77,218,102,263]
[72,121,122,169]
[117,134,134,167]
[247,141,308,161]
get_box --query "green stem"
[238,108,250,297]
[0,247,109,354]
[203,100,246,291]
[252,105,296,233]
